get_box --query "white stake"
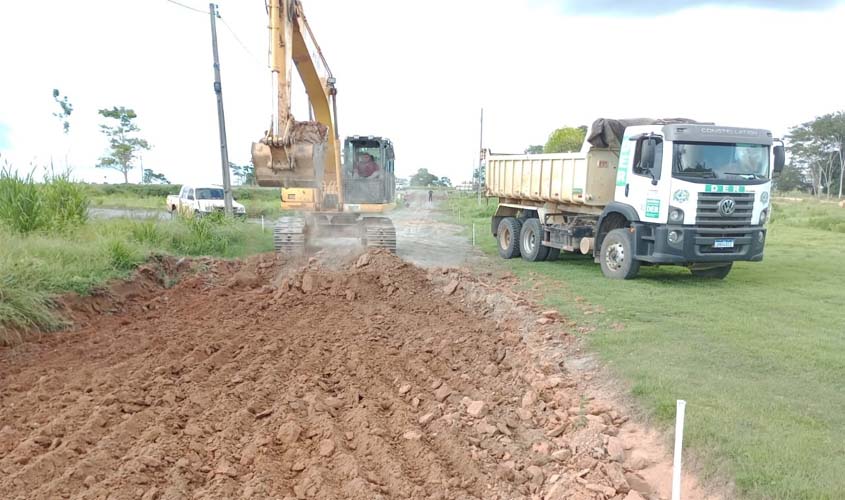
[261,215,265,232]
[472,223,476,246]
[671,400,687,500]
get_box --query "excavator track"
[273,215,307,255]
[363,217,397,253]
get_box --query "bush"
[106,240,141,271]
[0,167,44,233]
[167,211,233,255]
[0,166,89,233]
[42,170,89,229]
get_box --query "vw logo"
[718,198,736,216]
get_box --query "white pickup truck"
[166,185,247,217]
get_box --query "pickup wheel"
[520,218,550,262]
[497,218,522,259]
[690,263,732,279]
[600,228,640,279]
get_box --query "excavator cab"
[343,136,395,211]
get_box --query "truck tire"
[599,228,640,279]
[691,263,732,279]
[520,218,550,262]
[547,247,561,261]
[497,218,522,259]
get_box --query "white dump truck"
[485,118,785,279]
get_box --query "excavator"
[251,0,397,253]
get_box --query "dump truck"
[485,118,785,279]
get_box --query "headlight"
[237,207,246,213]
[668,230,683,244]
[759,209,768,225]
[668,207,684,223]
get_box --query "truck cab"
[342,136,396,213]
[598,123,784,278]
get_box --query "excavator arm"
[252,0,342,209]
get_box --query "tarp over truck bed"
[587,118,705,149]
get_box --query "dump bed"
[485,149,618,207]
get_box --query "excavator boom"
[253,0,397,254]
[252,0,341,209]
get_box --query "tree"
[410,168,439,187]
[143,168,170,184]
[524,145,544,154]
[773,163,808,193]
[96,107,151,184]
[52,89,73,134]
[787,112,845,198]
[472,165,485,189]
[230,162,256,186]
[544,125,587,154]
[434,176,452,187]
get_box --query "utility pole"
[477,107,484,205]
[209,3,233,215]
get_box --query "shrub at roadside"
[0,167,88,233]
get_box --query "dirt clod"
[443,280,459,295]
[318,439,335,457]
[466,400,488,418]
[434,384,453,402]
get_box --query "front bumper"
[633,224,766,264]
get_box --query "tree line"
[779,111,844,197]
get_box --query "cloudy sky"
[0,0,843,184]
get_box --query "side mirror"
[773,144,785,175]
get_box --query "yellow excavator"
[251,0,397,253]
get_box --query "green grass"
[0,214,273,345]
[0,167,88,233]
[446,194,845,500]
[86,183,283,218]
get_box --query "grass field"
[86,183,283,218]
[447,195,845,500]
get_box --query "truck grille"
[696,192,754,226]
[694,228,753,255]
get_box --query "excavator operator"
[354,153,382,179]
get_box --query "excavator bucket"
[252,122,328,188]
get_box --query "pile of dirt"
[0,250,705,500]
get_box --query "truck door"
[616,134,667,222]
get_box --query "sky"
[0,0,843,185]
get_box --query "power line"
[165,0,208,15]
[219,16,265,68]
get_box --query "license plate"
[714,239,735,249]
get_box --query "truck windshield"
[195,188,224,200]
[672,142,770,182]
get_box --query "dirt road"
[0,207,718,500]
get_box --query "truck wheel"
[547,248,561,261]
[600,228,640,279]
[690,263,732,279]
[497,218,522,259]
[520,218,550,262]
